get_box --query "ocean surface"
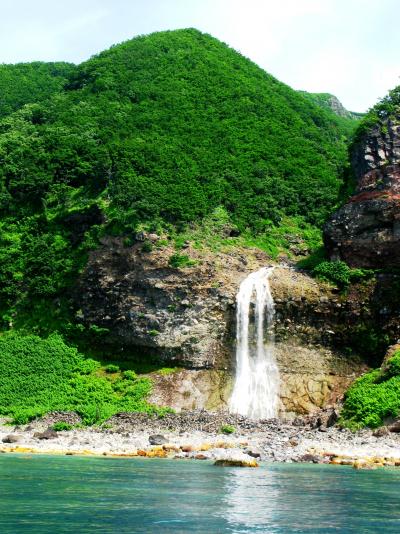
[1,455,399,533]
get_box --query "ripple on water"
[0,456,400,533]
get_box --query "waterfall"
[229,267,280,419]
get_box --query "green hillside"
[0,62,75,119]
[0,29,357,343]
[0,30,356,225]
[299,91,363,119]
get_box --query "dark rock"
[388,420,400,433]
[244,448,261,458]
[326,409,339,428]
[61,205,104,246]
[297,454,322,464]
[325,117,400,268]
[373,426,390,437]
[2,434,21,443]
[148,434,168,445]
[33,429,58,440]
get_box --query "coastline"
[2,411,400,468]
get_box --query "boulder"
[244,448,261,458]
[214,450,259,467]
[214,458,258,468]
[373,426,390,437]
[148,434,168,445]
[33,429,58,440]
[388,420,400,433]
[297,453,322,464]
[2,434,22,443]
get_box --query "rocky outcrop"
[76,237,266,368]
[270,267,400,357]
[148,369,232,411]
[76,243,369,415]
[324,117,400,267]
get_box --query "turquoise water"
[1,455,400,533]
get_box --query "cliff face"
[324,117,400,267]
[76,240,368,415]
[77,237,259,369]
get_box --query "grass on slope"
[341,350,400,429]
[0,333,169,425]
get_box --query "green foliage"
[220,424,236,434]
[175,208,322,258]
[148,329,160,337]
[122,370,137,380]
[141,240,153,252]
[313,260,373,288]
[296,246,326,270]
[158,367,181,375]
[105,364,120,373]
[168,253,196,268]
[0,62,75,119]
[0,332,168,425]
[341,351,400,429]
[356,85,400,139]
[351,325,389,367]
[298,91,361,130]
[383,352,400,379]
[340,85,400,197]
[52,422,73,431]
[75,358,100,375]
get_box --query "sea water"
[1,455,400,533]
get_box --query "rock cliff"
[324,117,400,267]
[76,239,370,415]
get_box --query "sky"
[0,0,399,112]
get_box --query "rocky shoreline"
[1,410,400,469]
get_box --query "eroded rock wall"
[324,118,400,267]
[76,238,267,368]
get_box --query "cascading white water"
[229,267,280,419]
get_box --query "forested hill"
[0,62,74,119]
[0,29,357,230]
[0,28,359,328]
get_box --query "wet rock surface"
[270,267,400,371]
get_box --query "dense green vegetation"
[336,83,400,202]
[354,84,400,141]
[341,350,400,429]
[0,62,74,119]
[298,91,362,130]
[0,332,168,425]
[312,260,373,289]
